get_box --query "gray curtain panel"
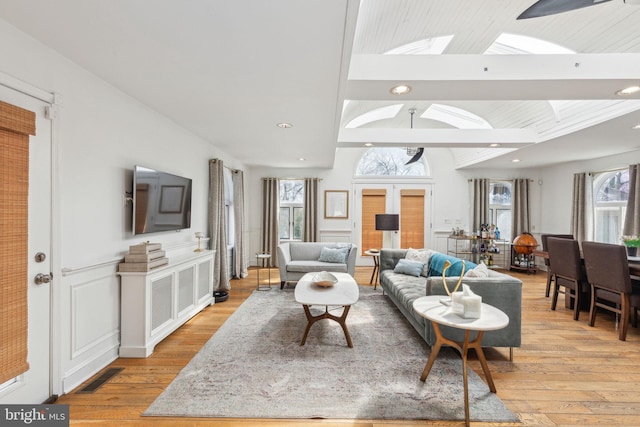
[571,172,593,243]
[303,178,319,242]
[623,164,640,237]
[208,159,230,291]
[232,169,248,278]
[511,178,530,237]
[471,178,490,233]
[261,178,279,267]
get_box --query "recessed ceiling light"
[364,143,373,147]
[390,84,412,95]
[512,159,521,163]
[489,143,501,147]
[633,124,640,130]
[276,122,292,128]
[298,158,306,161]
[616,86,640,96]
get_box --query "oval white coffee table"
[294,272,359,347]
[413,295,509,427]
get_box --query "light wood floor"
[57,266,640,426]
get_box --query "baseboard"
[62,346,119,394]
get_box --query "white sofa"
[276,242,358,289]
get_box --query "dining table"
[533,250,640,276]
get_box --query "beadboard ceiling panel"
[1,0,639,169]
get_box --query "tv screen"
[133,165,192,235]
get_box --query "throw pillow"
[465,261,490,277]
[405,248,434,276]
[318,246,349,263]
[393,258,425,277]
[428,253,477,277]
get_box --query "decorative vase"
[627,246,637,257]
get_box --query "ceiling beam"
[337,128,537,147]
[347,53,640,101]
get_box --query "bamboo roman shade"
[361,189,386,253]
[400,189,425,249]
[0,100,35,384]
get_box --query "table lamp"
[375,214,399,249]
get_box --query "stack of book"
[118,242,168,272]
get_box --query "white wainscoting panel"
[61,262,120,393]
[433,230,451,254]
[319,229,352,243]
[71,275,120,358]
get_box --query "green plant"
[622,235,640,247]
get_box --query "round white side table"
[413,295,509,427]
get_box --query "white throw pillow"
[464,261,490,278]
[405,248,434,277]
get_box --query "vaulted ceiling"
[1,0,639,170]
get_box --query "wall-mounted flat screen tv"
[133,165,192,235]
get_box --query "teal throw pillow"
[428,253,477,277]
[393,258,425,277]
[318,246,348,263]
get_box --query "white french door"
[0,84,53,403]
[354,181,432,265]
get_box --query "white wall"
[536,149,640,235]
[246,146,546,258]
[0,18,249,394]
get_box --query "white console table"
[118,250,215,357]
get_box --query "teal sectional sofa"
[379,248,522,359]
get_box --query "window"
[355,148,428,177]
[594,169,628,244]
[489,181,512,242]
[223,168,234,247]
[279,180,304,241]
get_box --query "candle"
[451,291,464,315]
[462,295,482,319]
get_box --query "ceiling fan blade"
[517,0,612,19]
[405,148,424,165]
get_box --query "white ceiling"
[1,0,640,170]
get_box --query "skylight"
[421,104,492,129]
[485,33,575,55]
[384,35,454,55]
[345,104,404,128]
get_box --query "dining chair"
[547,237,589,321]
[582,241,640,341]
[540,234,574,297]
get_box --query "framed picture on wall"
[324,190,348,219]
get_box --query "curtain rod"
[588,167,626,176]
[210,158,241,173]
[262,177,323,181]
[223,164,242,173]
[467,178,534,182]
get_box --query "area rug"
[144,287,518,422]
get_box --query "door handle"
[34,273,52,285]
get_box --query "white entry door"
[0,85,53,403]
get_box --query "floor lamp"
[376,214,399,249]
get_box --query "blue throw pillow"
[393,259,425,277]
[318,246,348,263]
[428,253,477,277]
